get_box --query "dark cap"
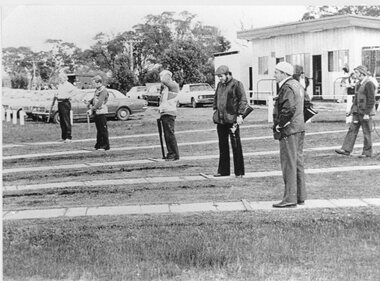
[354,65,368,76]
[215,65,229,75]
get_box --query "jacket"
[90,86,109,114]
[351,78,376,116]
[213,78,247,124]
[159,80,179,117]
[273,78,305,139]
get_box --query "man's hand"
[86,109,92,116]
[363,114,370,120]
[236,115,243,125]
[275,125,281,132]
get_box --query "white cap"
[159,70,172,81]
[275,62,294,76]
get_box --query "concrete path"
[3,142,380,174]
[4,165,380,192]
[3,129,348,160]
[3,198,380,221]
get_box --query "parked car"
[126,86,147,99]
[31,88,148,123]
[178,83,214,108]
[142,83,161,106]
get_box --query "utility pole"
[125,39,141,72]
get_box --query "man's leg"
[230,125,244,176]
[341,115,361,153]
[296,132,306,203]
[216,124,230,175]
[161,115,179,159]
[361,116,373,157]
[279,134,297,204]
[58,101,72,140]
[98,114,109,149]
[94,114,101,149]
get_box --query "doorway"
[312,55,322,100]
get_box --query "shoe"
[297,200,305,205]
[272,201,297,208]
[358,154,371,158]
[64,139,72,143]
[165,158,179,161]
[213,173,230,177]
[335,149,350,156]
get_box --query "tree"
[301,5,380,20]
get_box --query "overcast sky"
[1,4,309,52]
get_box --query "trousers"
[279,132,306,203]
[341,114,373,156]
[58,100,72,140]
[94,114,110,150]
[216,123,244,176]
[161,115,179,159]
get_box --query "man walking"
[272,62,306,208]
[335,65,376,158]
[54,71,77,142]
[213,65,247,178]
[158,70,180,161]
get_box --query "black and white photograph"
[2,1,380,280]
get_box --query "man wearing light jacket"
[272,62,306,208]
[158,70,180,161]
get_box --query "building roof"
[237,14,380,41]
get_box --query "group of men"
[54,61,377,209]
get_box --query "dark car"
[142,83,161,106]
[31,88,148,123]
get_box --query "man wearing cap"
[53,71,78,143]
[158,70,180,161]
[213,65,247,177]
[272,61,306,208]
[87,75,110,151]
[335,65,376,158]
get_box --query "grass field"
[3,102,380,280]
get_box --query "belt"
[57,99,70,102]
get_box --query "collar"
[279,76,292,88]
[360,77,368,85]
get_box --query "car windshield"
[190,84,213,91]
[136,87,146,92]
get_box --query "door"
[312,55,322,99]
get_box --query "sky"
[1,3,309,52]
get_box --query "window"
[362,47,380,79]
[258,56,268,75]
[285,53,311,77]
[328,50,349,72]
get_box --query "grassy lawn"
[3,208,380,281]
[3,103,380,281]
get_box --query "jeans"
[58,100,72,140]
[94,114,109,150]
[161,115,179,159]
[216,123,244,176]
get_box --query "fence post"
[6,108,12,122]
[12,110,18,124]
[19,110,25,125]
[267,94,273,123]
[346,95,353,123]
[70,110,73,125]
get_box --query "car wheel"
[191,98,197,108]
[53,112,60,124]
[116,107,131,121]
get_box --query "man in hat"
[53,71,78,143]
[335,65,377,158]
[272,61,306,208]
[158,70,180,161]
[87,75,110,151]
[213,65,247,178]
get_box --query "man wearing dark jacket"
[213,65,247,178]
[272,62,306,208]
[335,65,376,158]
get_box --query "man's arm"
[277,85,296,128]
[364,81,376,115]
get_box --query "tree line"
[2,11,231,93]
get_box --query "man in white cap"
[213,65,247,177]
[53,71,77,143]
[158,70,180,161]
[272,61,306,208]
[335,65,376,158]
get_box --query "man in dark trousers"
[87,75,110,151]
[158,70,180,161]
[272,62,306,208]
[335,65,376,158]
[213,65,247,178]
[54,71,77,143]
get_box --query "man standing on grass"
[158,70,180,161]
[213,65,247,178]
[53,71,77,143]
[335,65,376,158]
[272,62,306,208]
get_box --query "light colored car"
[142,83,161,106]
[178,83,214,108]
[31,88,148,123]
[126,86,147,99]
